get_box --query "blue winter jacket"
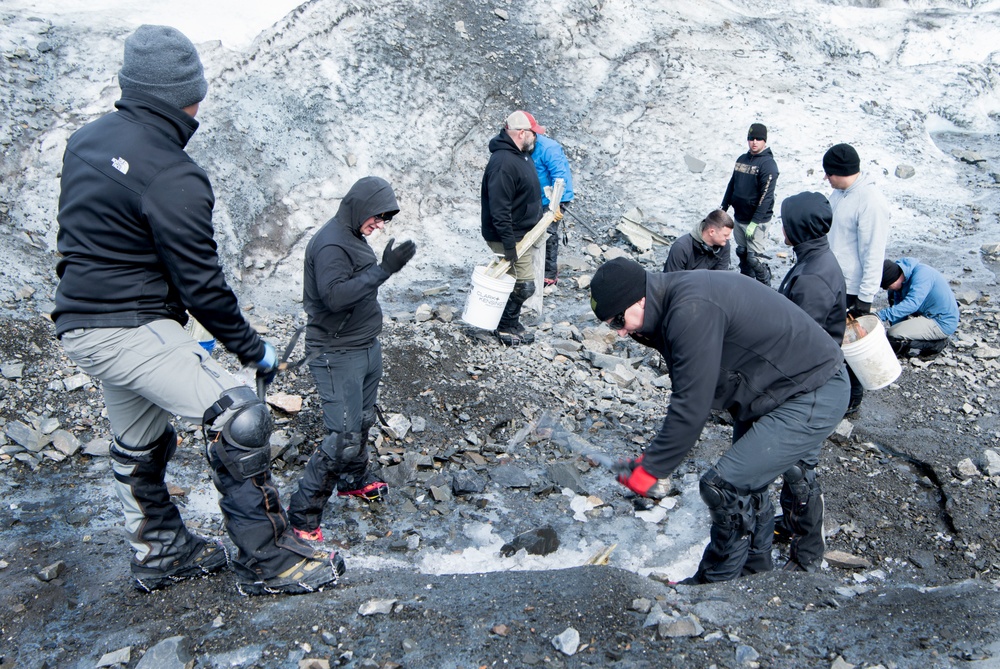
[532,134,574,206]
[876,257,959,336]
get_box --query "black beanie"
[747,123,767,141]
[881,260,903,289]
[590,258,647,321]
[119,25,208,109]
[823,143,861,177]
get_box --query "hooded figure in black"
[289,177,416,541]
[772,191,847,572]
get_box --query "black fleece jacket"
[633,270,844,479]
[777,192,847,342]
[480,129,542,253]
[53,91,264,365]
[720,147,779,225]
[303,176,400,352]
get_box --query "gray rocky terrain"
[3,0,1000,668]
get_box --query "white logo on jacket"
[111,157,129,175]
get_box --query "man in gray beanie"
[53,25,343,595]
[822,142,891,417]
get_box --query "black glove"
[848,300,872,318]
[380,238,416,274]
[503,246,517,263]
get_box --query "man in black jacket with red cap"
[590,258,849,582]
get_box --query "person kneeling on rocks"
[287,177,416,543]
[878,258,959,358]
[590,258,849,582]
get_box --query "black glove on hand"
[380,238,416,274]
[848,300,872,318]
[503,246,518,263]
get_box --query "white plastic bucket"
[841,315,901,390]
[462,266,515,330]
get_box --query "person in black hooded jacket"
[774,191,847,571]
[589,259,849,583]
[288,177,416,542]
[480,110,546,345]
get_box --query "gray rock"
[430,485,453,502]
[658,614,703,638]
[551,627,580,656]
[956,457,979,479]
[494,8,509,20]
[546,461,586,494]
[135,636,193,669]
[630,597,652,614]
[981,242,1000,255]
[983,449,1000,476]
[97,647,132,667]
[436,305,455,322]
[643,603,673,627]
[37,560,66,581]
[410,416,426,433]
[683,154,706,173]
[452,470,487,495]
[383,413,411,439]
[909,550,936,569]
[6,420,41,452]
[828,419,853,444]
[415,303,433,322]
[736,644,760,665]
[358,598,396,615]
[500,526,559,557]
[82,437,111,457]
[490,464,531,488]
[895,164,915,179]
[39,416,60,434]
[1,362,23,379]
[63,372,91,391]
[586,351,629,371]
[955,290,980,305]
[830,656,856,669]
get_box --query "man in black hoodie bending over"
[776,191,847,572]
[288,177,416,542]
[590,259,849,583]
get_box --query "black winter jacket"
[480,130,542,253]
[303,177,400,352]
[53,91,264,365]
[634,270,844,478]
[663,230,731,272]
[720,147,778,225]
[778,192,847,342]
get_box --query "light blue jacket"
[877,257,959,336]
[532,134,575,206]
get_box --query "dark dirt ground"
[2,276,1000,669]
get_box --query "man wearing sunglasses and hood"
[288,176,416,543]
[590,258,849,583]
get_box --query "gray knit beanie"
[118,25,208,109]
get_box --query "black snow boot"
[110,425,228,592]
[741,486,775,576]
[779,462,825,571]
[689,470,755,583]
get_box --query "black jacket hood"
[335,176,400,234]
[781,191,832,246]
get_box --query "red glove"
[617,460,671,499]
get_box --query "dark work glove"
[380,238,416,274]
[848,300,872,318]
[255,341,278,384]
[503,246,518,263]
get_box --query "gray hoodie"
[828,171,891,302]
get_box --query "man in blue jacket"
[775,192,847,571]
[481,110,545,345]
[878,258,959,358]
[721,123,779,285]
[590,259,849,582]
[53,25,340,595]
[531,121,574,286]
[288,177,415,542]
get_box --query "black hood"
[334,176,400,234]
[781,191,832,246]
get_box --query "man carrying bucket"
[823,143,891,417]
[480,110,549,346]
[878,258,959,358]
[287,177,416,542]
[590,259,849,582]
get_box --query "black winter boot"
[690,470,755,583]
[779,462,825,571]
[910,338,950,358]
[110,426,228,591]
[746,252,772,286]
[736,247,751,278]
[741,486,775,575]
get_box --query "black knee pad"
[204,386,274,480]
[512,281,535,301]
[317,431,362,469]
[699,470,753,533]
[782,461,815,509]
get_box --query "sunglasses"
[607,312,627,330]
[374,212,394,223]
